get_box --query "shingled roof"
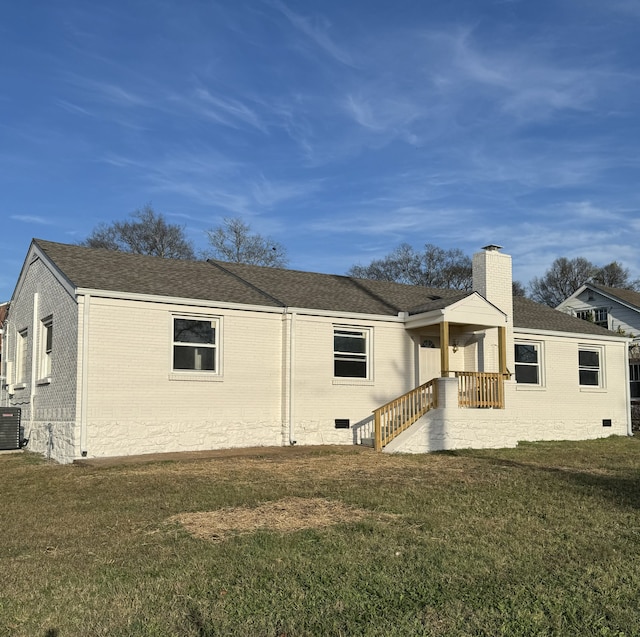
[32,239,619,337]
[513,296,614,336]
[591,284,640,311]
[33,239,465,316]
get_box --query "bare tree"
[349,243,473,290]
[512,280,526,297]
[204,217,288,267]
[529,257,595,307]
[81,205,195,259]
[529,257,640,306]
[592,261,639,289]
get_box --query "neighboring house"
[0,239,632,463]
[557,284,640,402]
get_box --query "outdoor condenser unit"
[0,408,22,451]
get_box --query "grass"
[1,437,640,636]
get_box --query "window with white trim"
[16,329,28,384]
[630,362,640,401]
[172,317,219,372]
[578,347,602,387]
[334,327,370,379]
[40,316,53,379]
[514,341,541,385]
[576,308,608,329]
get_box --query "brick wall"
[5,255,79,461]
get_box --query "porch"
[371,294,512,451]
[371,371,506,451]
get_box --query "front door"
[419,340,441,384]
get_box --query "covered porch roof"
[402,292,509,378]
[403,291,507,330]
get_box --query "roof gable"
[590,284,640,312]
[557,283,640,314]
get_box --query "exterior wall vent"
[0,408,22,450]
[602,419,612,428]
[335,419,350,429]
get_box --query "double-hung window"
[172,317,219,372]
[578,347,602,387]
[334,327,370,379]
[15,329,28,385]
[514,342,541,385]
[40,316,53,380]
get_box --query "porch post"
[498,326,507,376]
[440,321,450,377]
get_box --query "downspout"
[625,341,633,437]
[79,294,90,455]
[288,310,297,445]
[29,293,39,436]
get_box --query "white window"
[172,317,219,372]
[579,347,602,387]
[576,308,608,329]
[334,327,370,379]
[40,316,53,379]
[593,308,608,328]
[16,329,28,384]
[514,341,541,385]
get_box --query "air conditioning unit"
[0,408,22,450]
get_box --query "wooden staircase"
[367,372,505,451]
[371,379,438,451]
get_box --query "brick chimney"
[472,245,514,374]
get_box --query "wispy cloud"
[66,75,148,107]
[54,99,93,116]
[269,0,355,67]
[190,88,268,133]
[11,215,54,225]
[343,94,420,134]
[250,174,322,208]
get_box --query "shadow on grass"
[449,451,640,510]
[187,605,214,637]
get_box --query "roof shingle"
[32,239,621,337]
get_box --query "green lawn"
[2,437,640,636]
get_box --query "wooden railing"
[455,372,504,409]
[373,379,438,451]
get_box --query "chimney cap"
[481,244,503,252]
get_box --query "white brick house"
[0,240,632,463]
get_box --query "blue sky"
[2,0,640,302]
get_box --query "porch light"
[452,341,459,353]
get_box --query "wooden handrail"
[373,379,438,451]
[455,371,504,409]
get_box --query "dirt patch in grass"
[170,496,397,542]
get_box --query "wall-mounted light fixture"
[452,341,459,353]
